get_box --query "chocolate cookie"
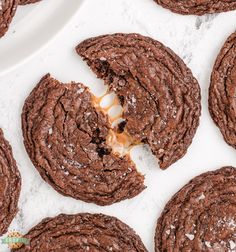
[0,129,21,236]
[0,0,19,37]
[155,167,236,251]
[76,33,201,169]
[209,32,236,149]
[13,213,147,252]
[154,0,236,15]
[19,0,41,5]
[22,74,145,206]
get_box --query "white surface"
[0,0,236,251]
[0,0,84,76]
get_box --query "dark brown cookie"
[13,213,148,252]
[19,0,41,5]
[0,0,19,38]
[209,32,236,149]
[154,0,236,15]
[155,167,236,252]
[22,74,145,206]
[76,33,201,169]
[0,128,21,236]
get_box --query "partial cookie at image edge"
[12,213,148,251]
[155,166,236,251]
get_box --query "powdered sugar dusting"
[77,87,85,94]
[229,240,236,250]
[198,193,205,200]
[131,96,136,103]
[205,241,211,248]
[128,95,137,108]
[217,217,236,230]
[48,128,53,135]
[185,234,194,240]
[64,159,82,168]
[100,56,107,61]
[228,219,236,230]
[165,229,170,235]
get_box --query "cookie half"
[19,0,41,5]
[153,0,236,15]
[22,74,145,205]
[209,32,236,149]
[155,167,236,251]
[0,0,19,37]
[0,129,21,236]
[76,33,201,169]
[12,213,148,251]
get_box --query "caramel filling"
[93,91,138,155]
[106,130,136,156]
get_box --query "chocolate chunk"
[21,74,145,206]
[155,167,236,252]
[209,32,236,149]
[76,33,201,169]
[0,129,21,236]
[12,213,148,251]
[153,0,236,15]
[19,0,41,5]
[0,0,18,37]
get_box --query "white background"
[0,0,236,251]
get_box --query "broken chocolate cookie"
[0,128,21,236]
[155,166,236,252]
[76,33,201,169]
[153,0,236,15]
[209,31,236,150]
[22,74,145,206]
[13,213,148,252]
[0,0,19,37]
